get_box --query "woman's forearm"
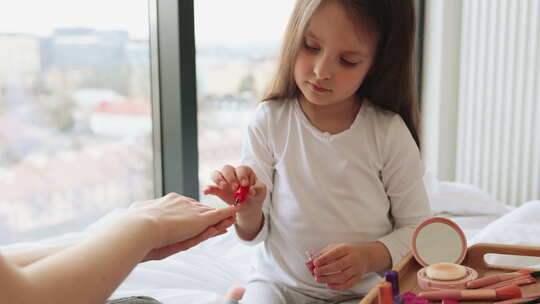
[0,193,239,304]
[9,215,156,304]
[4,245,71,267]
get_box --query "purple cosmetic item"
[385,270,400,297]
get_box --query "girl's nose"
[313,55,333,80]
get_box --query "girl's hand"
[127,193,239,251]
[312,243,370,291]
[203,165,266,214]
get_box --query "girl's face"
[294,1,378,107]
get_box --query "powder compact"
[411,217,479,290]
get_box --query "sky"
[0,0,295,46]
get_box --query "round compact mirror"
[411,217,467,267]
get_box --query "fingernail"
[219,181,226,189]
[241,178,248,186]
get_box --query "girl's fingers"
[314,246,347,267]
[314,256,349,275]
[202,185,217,195]
[210,170,228,189]
[327,274,361,291]
[203,186,235,205]
[246,168,257,186]
[236,165,256,186]
[221,165,240,190]
[317,266,354,284]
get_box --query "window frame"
[150,0,199,199]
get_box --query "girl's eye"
[341,58,358,66]
[304,41,320,51]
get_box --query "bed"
[2,175,539,304]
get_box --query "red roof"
[93,99,151,116]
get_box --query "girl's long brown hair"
[262,0,421,148]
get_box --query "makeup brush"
[418,284,522,301]
[484,276,537,289]
[466,270,538,289]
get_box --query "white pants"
[241,279,363,304]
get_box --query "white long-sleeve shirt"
[238,98,432,297]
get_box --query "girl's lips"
[308,82,329,93]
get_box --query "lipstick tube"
[379,282,393,304]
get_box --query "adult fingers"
[144,227,218,261]
[201,205,239,226]
[214,216,236,231]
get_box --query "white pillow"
[468,201,540,267]
[424,171,512,216]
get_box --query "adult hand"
[142,215,235,261]
[203,165,266,214]
[127,193,239,252]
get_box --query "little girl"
[204,0,432,303]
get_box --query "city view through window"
[0,0,295,244]
[0,0,153,244]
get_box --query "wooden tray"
[359,243,540,304]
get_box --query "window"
[0,0,154,244]
[194,0,295,206]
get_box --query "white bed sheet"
[2,179,531,304]
[108,232,254,303]
[467,200,540,268]
[0,213,505,304]
[443,214,503,241]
